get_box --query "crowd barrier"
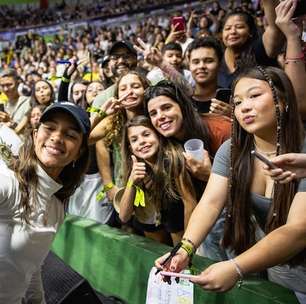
[51,215,299,304]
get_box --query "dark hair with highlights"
[143,80,212,154]
[223,66,304,264]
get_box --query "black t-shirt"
[191,97,211,114]
[218,36,279,89]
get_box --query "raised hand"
[165,22,186,44]
[129,155,146,184]
[100,90,132,115]
[275,0,300,39]
[134,37,163,67]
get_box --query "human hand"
[210,98,232,117]
[183,150,211,181]
[134,37,163,67]
[100,91,133,115]
[165,23,186,44]
[129,155,146,184]
[263,153,306,183]
[0,111,10,123]
[62,59,78,79]
[190,260,239,292]
[155,248,190,273]
[275,0,300,39]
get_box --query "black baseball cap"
[109,40,137,57]
[40,102,91,137]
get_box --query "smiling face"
[222,15,251,49]
[233,77,278,138]
[147,95,184,139]
[128,125,159,162]
[189,47,219,85]
[118,73,145,110]
[34,81,52,105]
[33,111,83,179]
[109,46,137,78]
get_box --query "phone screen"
[0,103,5,112]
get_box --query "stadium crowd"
[1,0,306,303]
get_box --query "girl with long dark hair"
[155,66,306,303]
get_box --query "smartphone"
[171,16,186,32]
[0,103,4,112]
[215,88,232,103]
[160,271,198,280]
[293,0,306,18]
[251,150,278,169]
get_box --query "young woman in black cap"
[0,102,90,304]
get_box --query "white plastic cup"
[184,139,204,161]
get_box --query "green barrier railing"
[51,215,299,304]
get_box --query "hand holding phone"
[171,16,186,32]
[215,88,232,103]
[251,150,279,169]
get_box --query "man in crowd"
[0,69,31,133]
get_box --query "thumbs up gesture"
[129,155,146,184]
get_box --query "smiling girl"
[0,102,90,303]
[116,116,197,245]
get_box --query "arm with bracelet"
[155,172,228,274]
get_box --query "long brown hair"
[7,126,89,224]
[223,66,304,264]
[103,71,150,147]
[121,115,196,208]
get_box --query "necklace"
[254,144,277,157]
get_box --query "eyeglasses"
[110,53,134,61]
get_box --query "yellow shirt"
[83,72,100,82]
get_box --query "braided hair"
[223,66,305,264]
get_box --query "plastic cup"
[184,139,204,161]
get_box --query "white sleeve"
[0,169,15,208]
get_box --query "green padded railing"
[51,215,299,304]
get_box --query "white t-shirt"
[0,164,64,304]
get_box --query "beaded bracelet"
[181,240,195,257]
[182,237,196,249]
